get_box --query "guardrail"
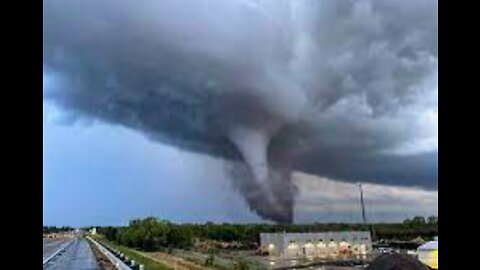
[87,236,144,270]
[43,238,76,266]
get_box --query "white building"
[260,231,372,259]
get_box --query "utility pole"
[358,182,376,241]
[358,182,367,224]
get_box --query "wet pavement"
[44,238,100,270]
[43,238,71,260]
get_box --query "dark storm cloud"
[298,151,438,189]
[43,0,438,222]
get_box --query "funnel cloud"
[43,0,438,223]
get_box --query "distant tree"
[412,216,426,225]
[105,217,438,251]
[427,216,438,225]
[43,226,73,234]
[101,227,118,241]
[168,225,193,249]
[403,216,426,227]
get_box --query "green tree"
[427,216,438,225]
[412,216,426,224]
[167,225,193,249]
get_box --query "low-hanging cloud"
[43,0,438,223]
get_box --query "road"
[43,237,100,270]
[43,238,71,260]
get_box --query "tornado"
[227,125,294,223]
[212,89,296,223]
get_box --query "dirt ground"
[86,239,118,270]
[133,249,216,270]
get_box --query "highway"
[43,237,100,270]
[43,238,72,260]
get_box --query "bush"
[205,252,215,266]
[233,259,249,270]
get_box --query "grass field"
[91,235,171,270]
[90,234,267,270]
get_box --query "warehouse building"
[260,231,372,258]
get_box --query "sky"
[43,101,437,226]
[43,0,437,226]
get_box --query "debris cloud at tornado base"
[43,0,438,223]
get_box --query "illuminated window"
[317,241,326,248]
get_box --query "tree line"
[100,217,194,251]
[96,215,437,252]
[43,226,74,234]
